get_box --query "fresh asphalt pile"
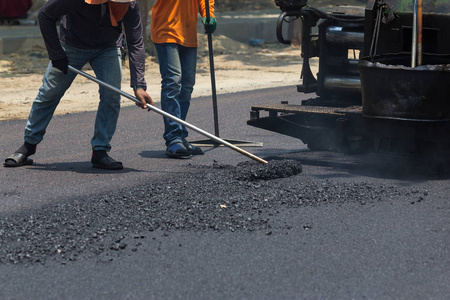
[0,158,427,265]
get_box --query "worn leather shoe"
[182,139,204,155]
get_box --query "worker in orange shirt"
[150,0,217,158]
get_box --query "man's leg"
[154,43,191,158]
[24,61,78,146]
[154,43,185,146]
[4,47,83,167]
[89,47,122,152]
[88,47,123,169]
[178,45,197,133]
[178,45,203,155]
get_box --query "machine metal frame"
[248,0,450,157]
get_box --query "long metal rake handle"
[68,65,268,164]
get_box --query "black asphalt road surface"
[0,86,449,299]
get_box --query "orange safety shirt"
[150,0,215,48]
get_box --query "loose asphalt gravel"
[0,158,430,265]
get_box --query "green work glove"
[202,16,217,34]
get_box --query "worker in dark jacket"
[4,0,153,170]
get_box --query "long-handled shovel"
[190,0,262,147]
[68,65,268,164]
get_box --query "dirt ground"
[1,0,367,121]
[0,34,307,122]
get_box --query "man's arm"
[123,3,153,109]
[38,0,78,61]
[122,2,147,90]
[198,0,215,19]
[198,0,216,34]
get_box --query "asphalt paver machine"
[247,0,450,157]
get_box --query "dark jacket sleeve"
[122,3,147,89]
[38,0,79,60]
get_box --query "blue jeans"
[24,44,123,151]
[154,43,197,146]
